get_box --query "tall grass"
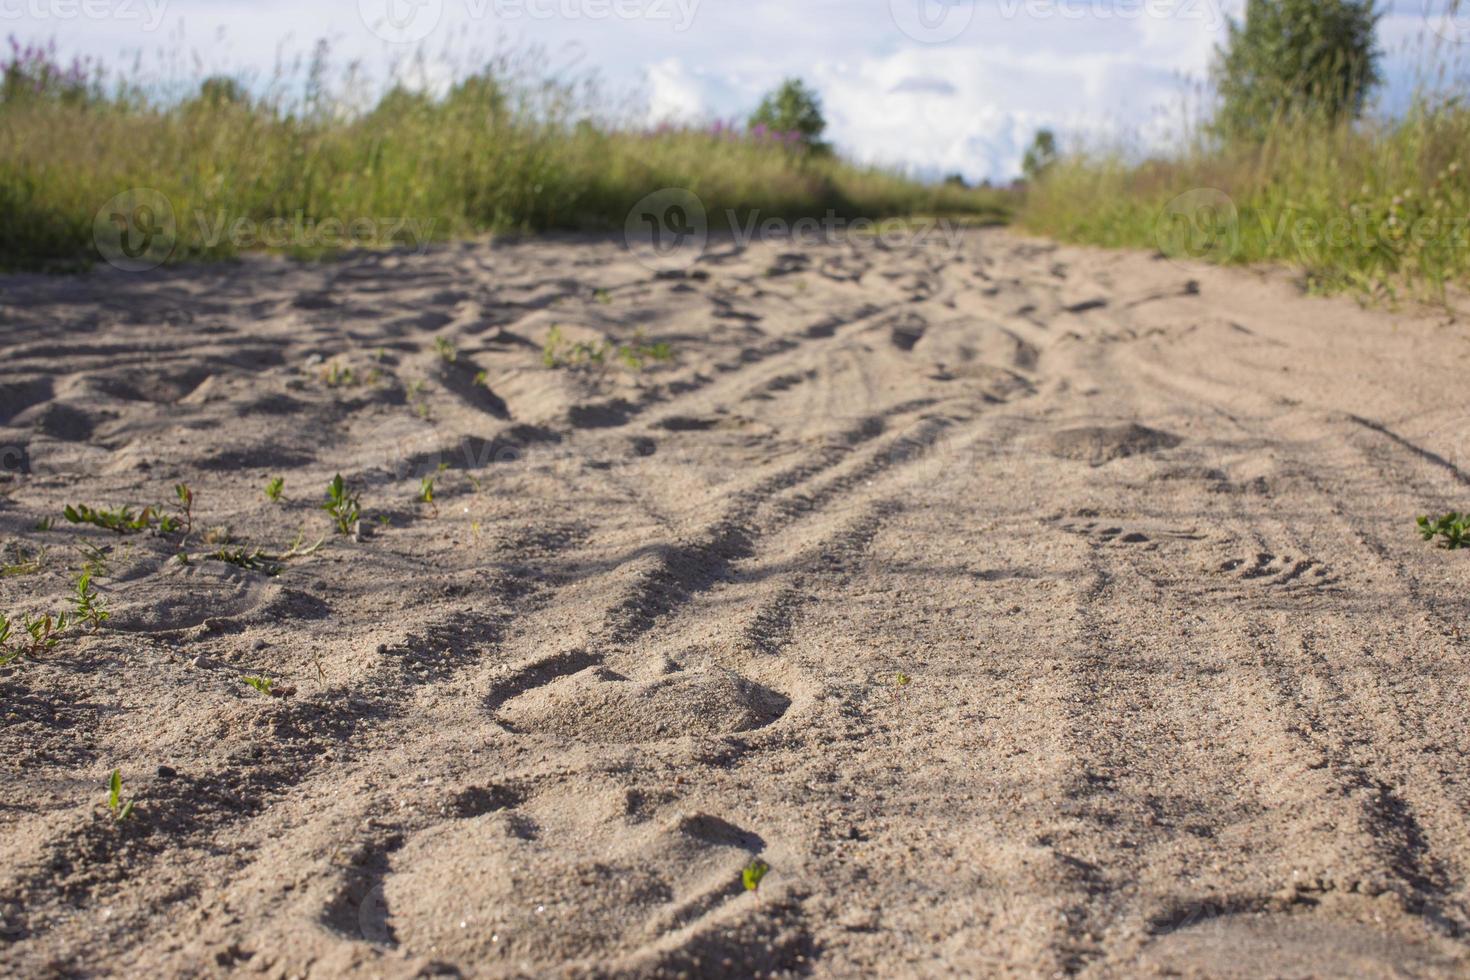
[1022,35,1470,305]
[0,42,1011,271]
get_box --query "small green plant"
[209,547,283,576]
[542,326,611,370]
[72,572,109,632]
[35,517,54,531]
[593,288,611,304]
[243,675,274,696]
[63,504,158,535]
[21,611,68,657]
[0,614,14,666]
[107,769,135,822]
[265,476,284,502]
[322,362,357,387]
[616,332,674,371]
[433,336,458,362]
[473,369,488,387]
[321,474,361,535]
[78,543,112,577]
[405,378,433,419]
[1,543,45,577]
[742,859,770,903]
[174,484,194,534]
[1418,512,1469,550]
[419,475,436,506]
[894,672,911,688]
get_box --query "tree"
[748,78,828,151]
[1022,129,1058,182]
[1211,0,1381,141]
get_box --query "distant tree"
[1211,0,1381,141]
[196,76,248,107]
[749,78,828,151]
[943,172,969,188]
[1021,129,1058,181]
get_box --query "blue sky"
[11,0,1466,181]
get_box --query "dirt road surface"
[2,230,1469,977]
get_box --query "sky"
[8,0,1466,182]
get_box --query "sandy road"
[1,229,1469,977]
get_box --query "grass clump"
[264,477,285,502]
[0,43,1012,271]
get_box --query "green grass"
[0,48,1013,271]
[1021,98,1470,305]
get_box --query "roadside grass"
[1021,98,1470,305]
[0,46,1014,271]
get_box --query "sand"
[1,228,1468,978]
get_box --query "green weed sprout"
[264,477,284,503]
[243,675,274,696]
[35,517,54,531]
[209,547,282,576]
[63,504,156,535]
[22,611,68,656]
[1418,513,1469,549]
[107,769,135,822]
[895,672,911,687]
[174,484,194,534]
[543,325,611,370]
[434,336,458,362]
[616,331,674,371]
[419,475,436,506]
[72,572,109,632]
[321,475,361,535]
[742,859,770,903]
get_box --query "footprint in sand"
[358,779,774,969]
[496,664,790,743]
[1040,422,1182,466]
